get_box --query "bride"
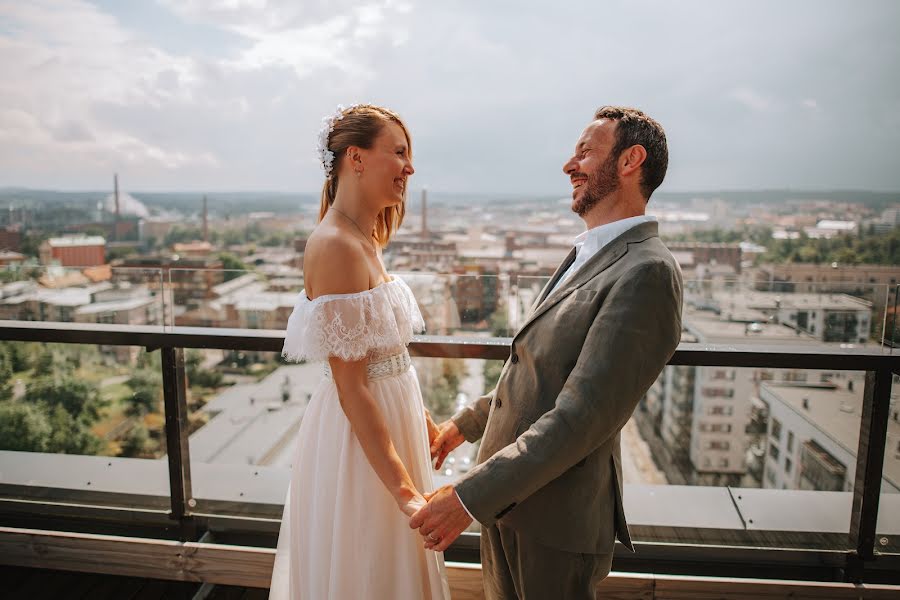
[269,104,451,599]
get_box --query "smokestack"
[113,173,120,242]
[421,187,427,238]
[203,195,209,243]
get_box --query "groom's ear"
[619,144,647,178]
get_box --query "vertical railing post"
[161,346,196,541]
[846,367,893,582]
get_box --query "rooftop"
[47,235,106,247]
[762,382,900,490]
[713,290,872,312]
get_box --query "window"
[707,440,730,450]
[709,405,734,416]
[771,418,783,441]
[703,387,735,398]
[719,458,729,468]
[785,457,792,473]
[711,369,735,381]
[787,431,794,452]
[769,443,780,461]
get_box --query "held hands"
[397,488,429,518]
[430,420,466,470]
[409,485,473,552]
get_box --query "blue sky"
[1,0,898,194]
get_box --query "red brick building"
[39,236,106,267]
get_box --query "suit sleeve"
[451,388,494,443]
[455,260,683,527]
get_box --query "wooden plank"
[653,573,900,599]
[0,526,275,588]
[3,527,900,599]
[446,562,484,600]
[596,572,655,599]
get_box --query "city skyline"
[1,1,900,193]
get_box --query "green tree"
[0,346,13,401]
[423,359,465,421]
[185,350,223,388]
[217,252,248,281]
[0,342,30,372]
[0,402,51,451]
[120,423,150,458]
[125,370,162,416]
[164,226,204,247]
[45,404,103,454]
[33,348,55,377]
[125,388,159,417]
[488,309,510,337]
[23,376,106,425]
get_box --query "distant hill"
[1,187,897,215]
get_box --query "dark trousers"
[480,523,613,600]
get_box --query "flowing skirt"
[269,364,450,599]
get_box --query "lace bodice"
[281,277,425,363]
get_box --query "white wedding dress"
[269,277,451,600]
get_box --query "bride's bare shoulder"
[304,225,368,297]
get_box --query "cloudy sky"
[1,0,898,194]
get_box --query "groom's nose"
[563,155,577,175]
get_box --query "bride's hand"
[424,410,440,448]
[399,491,427,518]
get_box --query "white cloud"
[0,0,220,175]
[1,1,899,192]
[729,87,777,112]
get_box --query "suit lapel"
[516,221,660,337]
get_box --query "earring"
[355,170,362,177]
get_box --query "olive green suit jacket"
[452,221,683,554]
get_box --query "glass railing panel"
[0,342,170,510]
[165,268,514,337]
[875,285,900,555]
[0,265,164,327]
[167,268,299,329]
[683,279,891,349]
[632,364,866,549]
[512,276,551,332]
[399,272,511,337]
[184,348,299,517]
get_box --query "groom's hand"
[430,420,465,470]
[409,485,472,552]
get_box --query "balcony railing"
[1,319,899,590]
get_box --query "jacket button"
[511,352,519,364]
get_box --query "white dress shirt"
[549,214,658,295]
[453,215,656,524]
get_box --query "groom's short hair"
[594,106,668,200]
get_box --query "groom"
[410,106,683,599]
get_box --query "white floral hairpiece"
[316,103,359,178]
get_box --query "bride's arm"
[313,237,424,516]
[330,357,424,515]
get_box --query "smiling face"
[358,121,414,209]
[563,119,621,217]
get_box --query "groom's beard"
[572,153,620,218]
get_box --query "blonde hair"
[318,104,410,247]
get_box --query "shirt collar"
[572,215,657,257]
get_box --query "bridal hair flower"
[317,103,359,178]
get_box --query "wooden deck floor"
[0,565,267,600]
